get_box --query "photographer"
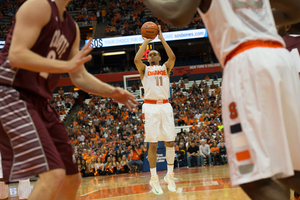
[128,145,143,172]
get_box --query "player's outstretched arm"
[142,0,201,28]
[158,25,175,76]
[270,0,300,26]
[69,25,138,111]
[134,38,152,80]
[9,0,92,73]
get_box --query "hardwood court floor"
[6,165,255,200]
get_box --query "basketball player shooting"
[0,0,137,199]
[134,25,176,195]
[142,0,300,200]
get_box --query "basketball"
[141,22,158,39]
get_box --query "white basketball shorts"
[222,47,300,186]
[143,102,175,142]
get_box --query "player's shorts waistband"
[224,40,284,66]
[144,99,168,104]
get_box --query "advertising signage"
[86,28,208,48]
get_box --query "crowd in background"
[104,0,205,37]
[0,0,206,40]
[66,74,226,177]
[48,88,76,116]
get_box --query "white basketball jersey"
[142,64,170,100]
[197,0,285,67]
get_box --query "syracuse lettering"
[147,70,167,76]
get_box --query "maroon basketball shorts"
[0,85,78,184]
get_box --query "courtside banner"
[85,28,208,48]
[0,41,5,49]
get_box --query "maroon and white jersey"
[283,35,300,54]
[0,0,76,99]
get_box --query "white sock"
[150,167,157,176]
[167,165,173,174]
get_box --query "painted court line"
[79,189,101,196]
[176,187,183,193]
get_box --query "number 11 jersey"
[142,64,170,100]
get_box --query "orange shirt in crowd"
[185,119,193,125]
[101,10,106,17]
[211,147,220,154]
[130,149,142,161]
[58,89,64,95]
[105,27,110,33]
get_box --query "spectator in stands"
[0,11,3,22]
[218,121,224,131]
[58,87,64,96]
[213,73,218,81]
[120,155,130,173]
[195,111,201,120]
[219,142,227,164]
[179,78,185,89]
[182,71,189,83]
[205,75,210,82]
[72,90,79,104]
[103,66,109,73]
[68,1,75,11]
[128,145,143,172]
[174,84,180,93]
[210,142,221,165]
[84,150,96,164]
[210,81,216,89]
[96,157,105,175]
[131,82,138,92]
[177,116,185,126]
[199,80,205,88]
[177,142,186,160]
[77,133,85,142]
[187,141,202,167]
[217,137,225,147]
[199,140,212,166]
[77,149,84,159]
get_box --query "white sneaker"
[149,175,163,195]
[164,173,176,192]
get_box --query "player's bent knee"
[165,141,174,147]
[149,142,158,148]
[66,173,82,187]
[39,169,66,187]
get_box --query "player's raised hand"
[158,25,164,40]
[142,37,154,43]
[68,39,93,73]
[112,87,139,111]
